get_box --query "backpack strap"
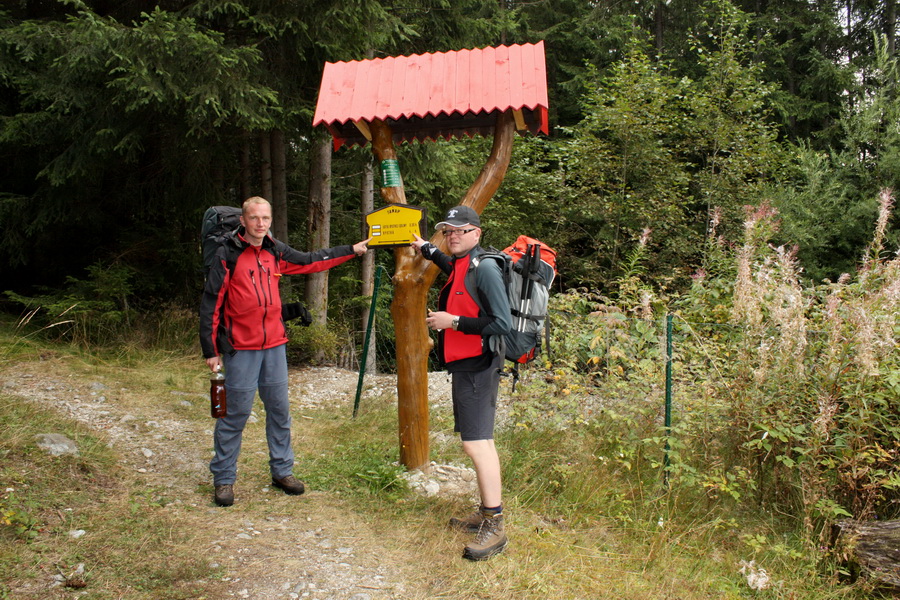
[467,250,509,358]
[220,243,241,279]
[468,250,511,311]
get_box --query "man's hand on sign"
[411,233,427,254]
[353,237,373,255]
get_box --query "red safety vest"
[442,254,484,363]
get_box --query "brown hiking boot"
[272,475,305,495]
[450,507,486,533]
[463,513,508,561]
[214,484,234,507]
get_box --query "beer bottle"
[210,368,227,418]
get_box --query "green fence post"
[664,313,673,488]
[353,266,384,418]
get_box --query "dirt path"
[4,363,463,600]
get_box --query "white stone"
[34,433,79,456]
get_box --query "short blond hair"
[242,196,270,215]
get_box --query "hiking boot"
[463,513,507,561]
[450,507,486,533]
[272,475,305,496]
[214,484,234,507]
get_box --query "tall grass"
[541,189,900,558]
[724,191,900,527]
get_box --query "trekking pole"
[518,244,535,331]
[528,244,541,322]
[528,243,542,330]
[515,247,527,331]
[521,244,541,330]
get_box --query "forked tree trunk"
[369,110,516,470]
[654,0,665,55]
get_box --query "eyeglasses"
[442,228,477,237]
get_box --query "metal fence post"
[353,265,384,418]
[664,313,673,488]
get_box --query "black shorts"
[451,355,503,441]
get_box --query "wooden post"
[369,119,431,469]
[369,111,517,470]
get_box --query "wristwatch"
[451,316,460,331]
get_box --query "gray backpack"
[472,236,557,385]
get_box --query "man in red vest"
[413,205,512,560]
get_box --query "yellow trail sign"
[365,205,428,247]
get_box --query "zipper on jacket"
[256,253,270,350]
[249,270,263,306]
[259,263,272,349]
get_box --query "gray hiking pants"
[210,344,294,485]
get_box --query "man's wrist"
[451,316,460,331]
[420,242,436,259]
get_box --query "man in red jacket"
[200,196,370,507]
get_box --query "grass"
[0,317,884,600]
[0,395,223,600]
[293,386,870,599]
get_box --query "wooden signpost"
[313,43,549,470]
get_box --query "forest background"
[3,0,900,596]
[7,0,900,315]
[6,0,900,311]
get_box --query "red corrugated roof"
[313,42,549,150]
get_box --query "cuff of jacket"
[420,242,438,260]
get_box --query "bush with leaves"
[519,189,900,547]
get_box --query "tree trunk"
[271,128,288,241]
[212,160,224,199]
[239,132,252,201]
[370,110,516,470]
[832,519,900,591]
[259,131,273,202]
[654,0,665,56]
[886,0,897,57]
[305,134,332,330]
[360,156,376,374]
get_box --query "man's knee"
[462,439,493,458]
[258,385,290,415]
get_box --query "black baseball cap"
[435,205,481,230]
